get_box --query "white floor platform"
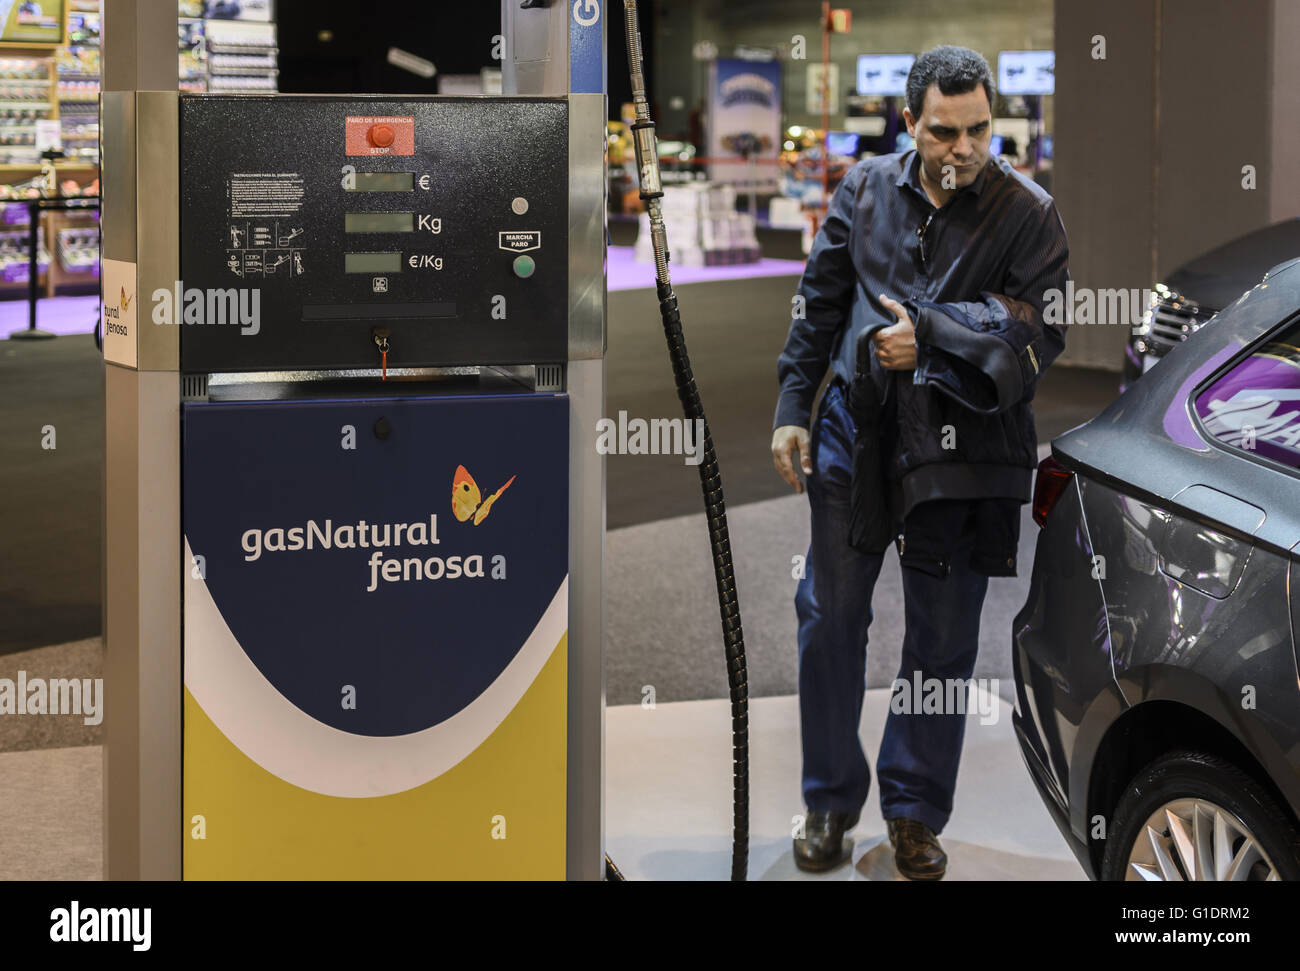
[606,687,1087,881]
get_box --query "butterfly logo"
[452,465,516,525]
[120,286,132,311]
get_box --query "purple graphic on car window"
[1196,336,1300,470]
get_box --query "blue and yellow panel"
[181,392,569,879]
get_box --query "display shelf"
[0,5,107,303]
[49,212,99,292]
[56,45,100,165]
[0,223,50,292]
[0,162,98,173]
[0,54,57,166]
[202,18,278,92]
[1,2,276,302]
[0,188,98,297]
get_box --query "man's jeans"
[795,379,989,834]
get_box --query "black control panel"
[178,96,569,373]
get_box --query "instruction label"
[228,173,305,218]
[220,174,309,280]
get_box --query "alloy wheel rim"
[1126,798,1279,881]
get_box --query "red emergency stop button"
[346,116,414,155]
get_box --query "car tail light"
[1032,455,1075,527]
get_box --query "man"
[771,45,1069,879]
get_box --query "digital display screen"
[344,252,402,274]
[856,54,914,96]
[347,172,415,192]
[345,212,414,233]
[998,50,1055,95]
[825,131,860,156]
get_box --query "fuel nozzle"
[623,1,669,286]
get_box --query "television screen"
[857,54,914,96]
[0,0,64,44]
[998,50,1054,95]
[825,130,859,156]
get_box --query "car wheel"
[1101,750,1300,881]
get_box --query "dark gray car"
[1014,257,1300,880]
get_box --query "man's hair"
[905,45,995,118]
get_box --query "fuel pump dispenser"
[101,0,747,882]
[102,0,603,881]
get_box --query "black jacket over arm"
[775,150,1070,573]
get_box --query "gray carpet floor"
[0,744,101,880]
[0,336,103,655]
[607,477,1044,707]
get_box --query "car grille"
[1136,287,1212,358]
[1149,302,1198,346]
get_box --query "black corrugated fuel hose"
[605,0,751,882]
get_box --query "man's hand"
[772,425,811,493]
[873,294,918,370]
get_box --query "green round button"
[513,254,536,278]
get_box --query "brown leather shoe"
[793,810,860,872]
[887,817,947,880]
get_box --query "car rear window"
[1194,319,1300,471]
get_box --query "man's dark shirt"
[774,149,1069,431]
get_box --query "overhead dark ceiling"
[275,0,652,119]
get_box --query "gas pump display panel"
[178,96,570,373]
